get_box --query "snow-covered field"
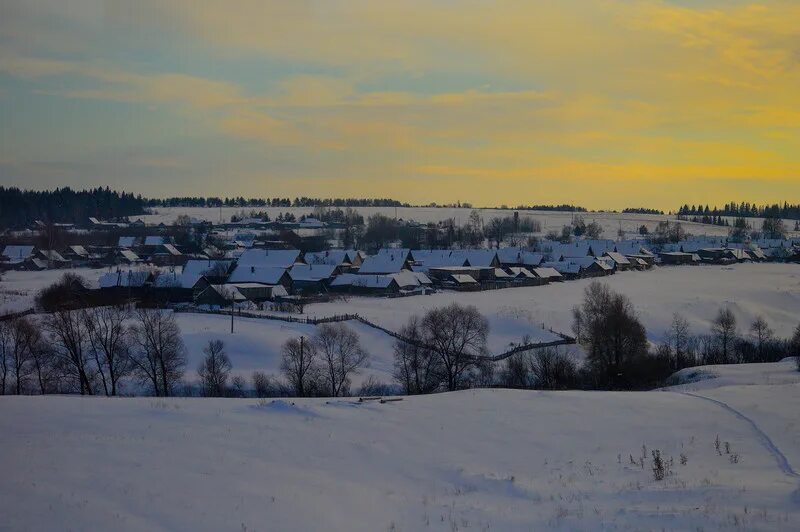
[2,360,799,530]
[3,263,799,387]
[304,263,800,342]
[138,206,735,238]
[0,267,107,314]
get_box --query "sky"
[1,0,799,211]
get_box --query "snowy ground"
[305,263,800,343]
[138,206,735,238]
[0,267,107,314]
[2,362,799,530]
[3,263,799,387]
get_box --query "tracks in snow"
[677,391,798,480]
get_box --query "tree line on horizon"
[677,202,800,220]
[0,187,145,229]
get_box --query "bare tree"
[280,336,318,397]
[45,309,94,394]
[197,339,232,397]
[392,317,442,394]
[85,305,132,396]
[529,347,577,390]
[130,308,186,397]
[1,317,38,394]
[421,303,489,391]
[0,321,10,394]
[711,307,738,364]
[252,371,277,398]
[572,281,648,388]
[501,352,530,388]
[28,336,59,394]
[749,315,773,362]
[792,323,800,371]
[667,313,692,369]
[314,323,369,397]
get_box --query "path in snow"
[677,391,799,480]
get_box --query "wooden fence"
[174,307,576,361]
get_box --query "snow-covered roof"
[161,243,182,256]
[227,265,288,285]
[152,272,202,289]
[305,250,354,266]
[68,245,89,257]
[507,266,536,278]
[144,236,166,246]
[39,250,67,262]
[331,273,395,289]
[203,284,247,302]
[494,268,512,279]
[554,241,592,258]
[496,248,543,266]
[541,261,581,274]
[2,245,34,260]
[615,240,652,256]
[182,259,233,277]
[449,274,478,284]
[392,271,424,289]
[457,250,499,267]
[99,270,150,288]
[118,249,141,262]
[531,267,562,279]
[412,250,469,269]
[410,271,432,285]
[585,240,616,255]
[358,254,408,274]
[288,263,338,282]
[604,251,630,265]
[118,236,136,248]
[299,217,325,228]
[237,248,301,269]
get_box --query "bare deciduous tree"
[712,307,738,364]
[529,348,577,390]
[421,303,489,391]
[197,339,231,397]
[252,371,277,398]
[573,281,648,388]
[85,305,132,396]
[392,317,442,394]
[501,352,530,388]
[130,308,186,397]
[46,309,94,394]
[668,313,692,369]
[792,323,800,371]
[280,336,318,397]
[749,315,773,362]
[314,323,369,397]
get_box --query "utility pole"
[230,295,234,334]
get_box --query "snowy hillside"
[305,263,800,342]
[2,371,799,530]
[137,206,737,238]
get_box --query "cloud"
[1,1,799,209]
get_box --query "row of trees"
[147,197,409,208]
[677,202,800,220]
[5,292,798,397]
[658,309,800,370]
[0,186,145,229]
[0,307,186,397]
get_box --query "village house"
[1,245,36,270]
[226,264,292,288]
[150,271,211,303]
[357,249,412,274]
[237,248,303,269]
[288,263,340,294]
[658,251,699,265]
